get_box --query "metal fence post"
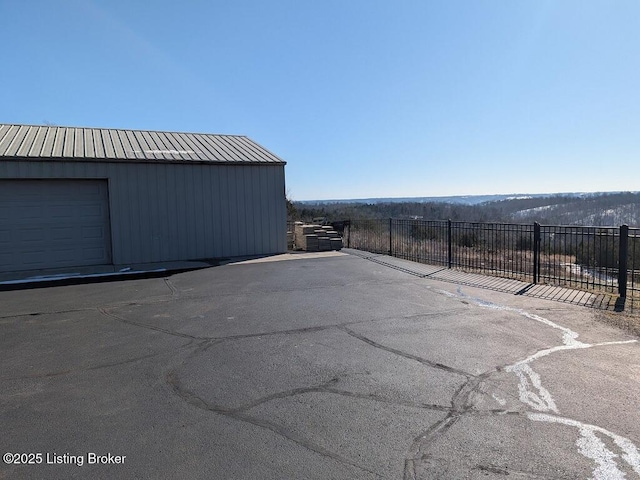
[533,222,541,284]
[347,219,351,248]
[447,219,452,268]
[619,224,629,298]
[389,218,393,256]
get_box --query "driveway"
[1,251,639,479]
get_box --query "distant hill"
[499,192,640,226]
[297,193,561,206]
[293,191,640,227]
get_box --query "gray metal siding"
[0,161,286,265]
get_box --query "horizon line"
[295,190,640,203]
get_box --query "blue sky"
[2,1,639,200]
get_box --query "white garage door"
[0,179,111,273]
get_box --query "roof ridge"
[0,124,286,164]
[0,123,248,138]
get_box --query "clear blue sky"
[2,1,639,200]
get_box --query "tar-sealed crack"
[164,277,179,296]
[403,369,498,480]
[338,325,472,378]
[163,316,481,479]
[471,464,576,479]
[98,303,458,346]
[97,306,210,340]
[0,349,178,381]
[322,388,452,413]
[0,307,95,320]
[50,252,636,479]
[166,369,384,478]
[417,286,640,480]
[352,253,640,479]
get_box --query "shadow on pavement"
[344,249,636,314]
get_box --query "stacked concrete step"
[318,236,332,251]
[294,223,319,251]
[320,226,343,250]
[293,222,343,251]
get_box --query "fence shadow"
[345,248,629,313]
[346,218,639,311]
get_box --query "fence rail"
[346,218,640,300]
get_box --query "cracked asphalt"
[1,251,639,479]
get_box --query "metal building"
[0,124,287,275]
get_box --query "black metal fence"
[346,218,640,299]
[628,227,640,297]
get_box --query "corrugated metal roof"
[0,124,286,164]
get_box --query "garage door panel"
[13,245,102,267]
[0,228,11,244]
[46,248,76,263]
[0,256,10,268]
[49,205,76,218]
[21,250,46,266]
[79,205,103,218]
[51,226,74,241]
[82,248,107,262]
[16,205,44,219]
[0,180,111,273]
[19,228,46,242]
[81,225,105,239]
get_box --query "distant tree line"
[294,192,640,227]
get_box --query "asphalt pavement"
[1,251,639,479]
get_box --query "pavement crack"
[451,374,483,413]
[322,388,452,413]
[0,349,177,381]
[338,308,468,326]
[165,371,383,478]
[451,287,640,478]
[474,464,510,475]
[404,371,495,478]
[467,409,524,417]
[169,279,419,300]
[166,370,234,413]
[406,414,460,463]
[403,458,417,480]
[338,325,472,378]
[164,277,179,296]
[229,411,385,478]
[396,309,467,320]
[212,325,335,342]
[472,463,576,479]
[0,307,95,320]
[234,382,452,414]
[231,380,338,413]
[97,306,208,340]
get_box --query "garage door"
[0,179,111,273]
